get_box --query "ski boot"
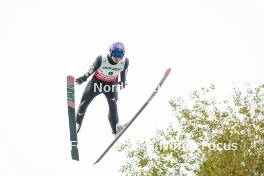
[76,123,81,133]
[115,122,128,136]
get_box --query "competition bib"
[95,56,125,82]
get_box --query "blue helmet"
[109,42,125,59]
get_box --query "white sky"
[1,0,264,175]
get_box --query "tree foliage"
[118,84,264,176]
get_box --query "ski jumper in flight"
[75,42,129,135]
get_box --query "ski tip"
[67,75,75,83]
[165,68,171,75]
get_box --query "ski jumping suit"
[76,55,129,134]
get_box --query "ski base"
[67,75,79,161]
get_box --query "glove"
[76,75,88,85]
[118,81,127,90]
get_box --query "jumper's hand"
[118,81,127,90]
[76,75,88,85]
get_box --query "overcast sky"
[1,0,264,175]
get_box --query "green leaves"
[118,84,264,176]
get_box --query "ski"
[67,75,79,161]
[93,68,171,165]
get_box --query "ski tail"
[93,68,171,165]
[67,75,79,161]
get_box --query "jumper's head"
[109,42,125,60]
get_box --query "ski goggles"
[112,50,124,59]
